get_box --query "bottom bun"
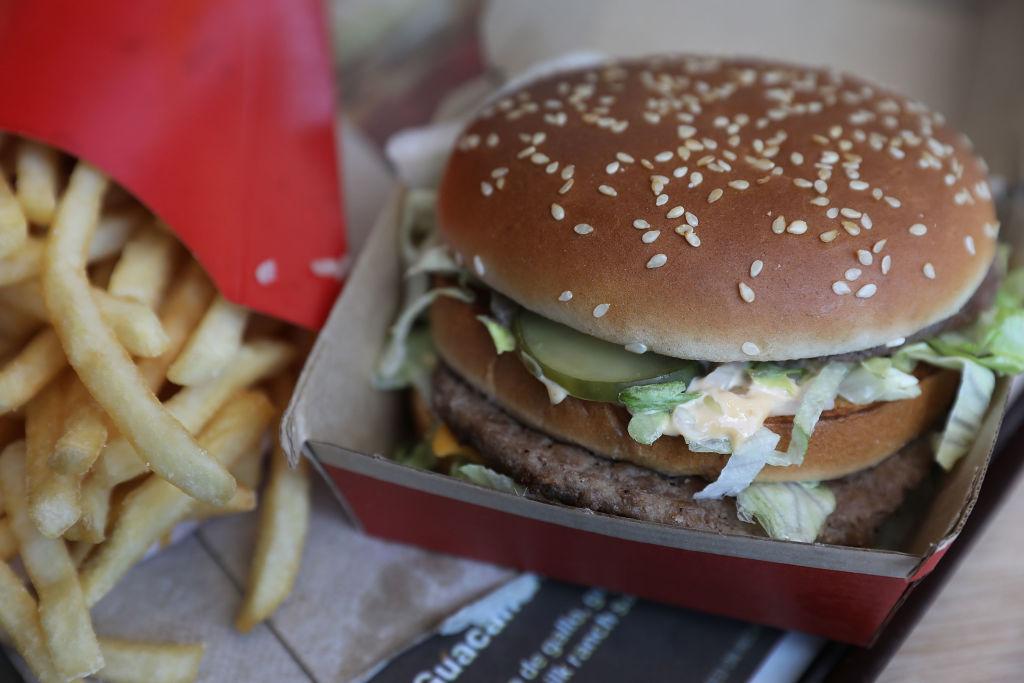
[430,296,957,482]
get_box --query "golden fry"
[0,441,103,679]
[0,517,14,560]
[0,169,28,258]
[52,374,108,476]
[15,139,59,226]
[0,559,65,683]
[97,638,204,683]
[0,328,66,413]
[26,375,81,537]
[191,484,258,521]
[81,391,274,607]
[93,288,170,357]
[108,221,179,308]
[43,164,235,505]
[168,294,249,386]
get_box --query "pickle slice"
[513,310,700,403]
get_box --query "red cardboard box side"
[0,0,346,329]
[326,466,910,646]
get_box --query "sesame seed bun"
[430,295,958,482]
[437,56,999,362]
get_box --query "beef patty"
[432,364,935,547]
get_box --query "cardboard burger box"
[281,182,1013,646]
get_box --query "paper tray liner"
[283,187,1010,645]
[0,0,347,329]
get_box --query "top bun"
[437,56,998,361]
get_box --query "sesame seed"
[545,161,559,174]
[573,223,593,235]
[655,151,674,162]
[742,341,760,356]
[481,181,494,197]
[729,180,750,190]
[689,172,704,188]
[884,196,902,208]
[984,222,1000,238]
[606,161,620,174]
[814,179,828,194]
[856,283,877,298]
[673,166,688,178]
[860,214,873,229]
[750,260,764,278]
[640,159,654,169]
[593,303,610,318]
[559,179,574,194]
[842,221,861,236]
[923,263,936,279]
[532,132,546,145]
[821,150,840,164]
[965,235,976,255]
[886,337,906,348]
[551,203,565,220]
[738,282,755,302]
[849,180,869,191]
[677,124,696,139]
[708,188,724,203]
[832,281,852,295]
[656,194,669,206]
[872,188,884,200]
[561,165,575,180]
[846,268,862,281]
[473,255,485,276]
[634,219,651,230]
[559,290,573,302]
[857,249,873,266]
[872,239,887,253]
[819,230,838,242]
[684,231,701,247]
[794,178,813,188]
[771,215,787,234]
[642,230,661,243]
[625,342,648,354]
[598,184,618,197]
[492,167,509,178]
[531,152,550,165]
[666,206,685,219]
[881,254,892,274]
[840,207,861,218]
[496,177,506,190]
[908,223,927,236]
[810,196,830,206]
[616,152,635,163]
[685,212,698,227]
[826,207,839,219]
[790,152,804,165]
[786,220,808,235]
[647,253,668,269]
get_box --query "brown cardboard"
[283,187,1012,584]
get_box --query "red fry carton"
[283,188,1011,647]
[0,0,346,329]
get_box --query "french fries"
[0,558,65,683]
[15,139,60,226]
[26,374,81,538]
[52,374,108,476]
[82,390,275,606]
[0,440,104,679]
[43,163,235,505]
[0,327,66,413]
[168,294,249,385]
[0,134,311,683]
[108,221,179,308]
[237,374,311,633]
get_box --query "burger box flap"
[283,185,1013,645]
[0,0,347,329]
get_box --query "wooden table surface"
[878,465,1024,682]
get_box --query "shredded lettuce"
[375,287,474,388]
[748,363,804,394]
[406,245,461,278]
[619,381,698,413]
[393,440,437,470]
[476,315,516,354]
[626,411,673,445]
[695,427,782,499]
[736,481,836,542]
[897,343,996,469]
[838,357,921,404]
[453,463,525,495]
[783,362,852,464]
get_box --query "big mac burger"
[377,55,1023,546]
